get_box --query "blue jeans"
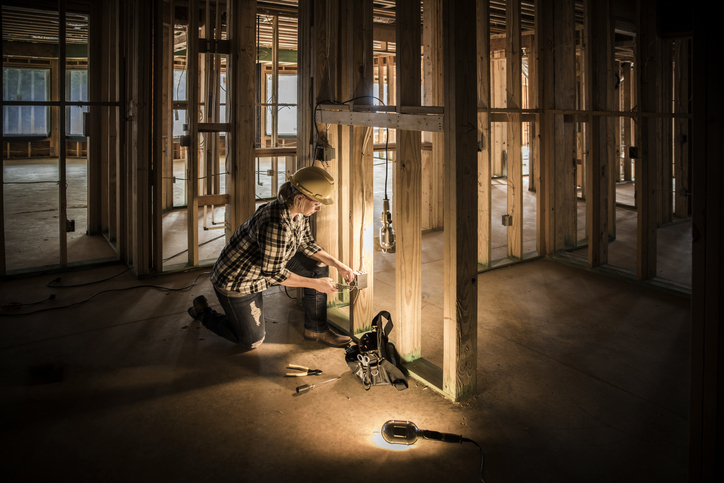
[197,253,329,349]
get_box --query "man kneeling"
[188,166,353,349]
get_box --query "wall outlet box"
[355,271,368,290]
[316,145,336,161]
[66,220,75,232]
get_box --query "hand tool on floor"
[286,364,322,376]
[296,376,341,394]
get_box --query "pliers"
[286,364,322,376]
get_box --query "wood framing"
[476,0,491,267]
[549,0,577,251]
[131,0,153,275]
[636,0,658,280]
[348,0,375,334]
[621,62,633,183]
[673,39,690,219]
[117,0,129,263]
[107,1,120,249]
[585,0,612,267]
[422,0,444,231]
[506,0,523,259]
[87,0,103,236]
[186,0,200,266]
[442,0,478,401]
[162,6,173,213]
[658,40,673,225]
[59,0,68,266]
[336,0,351,280]
[152,0,164,273]
[228,0,257,232]
[312,0,338,281]
[394,0,422,363]
[532,0,543,255]
[316,108,443,132]
[296,0,312,169]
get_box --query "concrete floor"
[2,158,117,272]
[0,255,690,482]
[2,155,692,481]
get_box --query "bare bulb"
[380,198,396,252]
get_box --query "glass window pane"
[265,73,297,137]
[66,70,88,136]
[173,69,187,101]
[2,68,50,135]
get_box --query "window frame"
[2,66,52,140]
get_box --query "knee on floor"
[249,336,265,350]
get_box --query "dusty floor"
[0,257,691,482]
[2,155,692,481]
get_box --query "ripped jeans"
[197,253,329,349]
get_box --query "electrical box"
[315,145,336,162]
[354,271,368,290]
[502,214,513,226]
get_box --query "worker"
[187,166,354,349]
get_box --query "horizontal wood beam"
[316,109,443,132]
[373,142,433,151]
[255,146,297,156]
[198,122,231,132]
[319,104,443,114]
[198,193,230,206]
[490,112,537,123]
[374,23,396,43]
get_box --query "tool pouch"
[345,311,408,391]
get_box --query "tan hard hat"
[289,166,334,205]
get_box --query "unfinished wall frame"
[0,0,123,276]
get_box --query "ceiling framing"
[2,1,636,64]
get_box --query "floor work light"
[380,420,486,482]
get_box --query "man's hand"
[337,263,355,284]
[314,277,337,294]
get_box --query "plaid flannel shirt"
[211,199,323,296]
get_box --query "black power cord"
[0,272,211,317]
[47,267,132,288]
[461,437,486,483]
[419,431,485,482]
[1,294,56,311]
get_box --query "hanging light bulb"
[379,198,396,252]
[379,127,395,253]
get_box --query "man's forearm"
[280,272,316,288]
[309,249,340,269]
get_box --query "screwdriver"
[296,376,341,394]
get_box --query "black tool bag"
[345,311,408,391]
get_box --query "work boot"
[304,328,352,347]
[188,295,210,320]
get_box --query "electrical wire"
[1,294,56,311]
[311,95,386,283]
[383,126,390,200]
[163,233,226,262]
[0,272,211,317]
[47,267,132,287]
[461,437,486,483]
